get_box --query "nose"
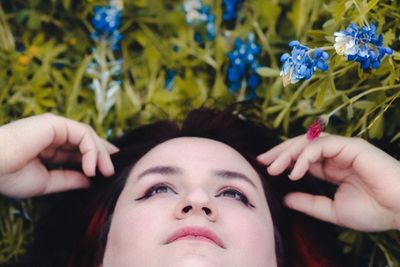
[174,188,218,222]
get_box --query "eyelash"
[135,183,255,208]
[134,183,177,201]
[216,188,255,208]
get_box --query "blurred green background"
[0,0,399,266]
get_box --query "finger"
[257,137,298,165]
[69,126,97,177]
[43,115,98,176]
[267,136,310,176]
[288,135,351,180]
[42,170,91,195]
[91,132,115,177]
[284,192,340,226]
[39,147,82,163]
[101,139,119,154]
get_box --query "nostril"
[183,205,192,213]
[203,207,211,215]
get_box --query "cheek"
[104,201,173,264]
[221,205,275,257]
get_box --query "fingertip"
[283,193,296,209]
[257,153,273,165]
[103,140,120,154]
[82,152,96,177]
[98,152,116,177]
[288,172,302,181]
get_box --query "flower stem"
[327,84,400,117]
[309,46,335,52]
[252,20,278,69]
[352,0,370,27]
[356,90,400,136]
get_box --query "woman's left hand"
[257,134,400,232]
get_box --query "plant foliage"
[0,0,399,265]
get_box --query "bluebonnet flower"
[183,0,216,41]
[226,33,262,98]
[91,6,123,51]
[223,0,243,21]
[87,2,123,123]
[164,69,177,91]
[280,40,329,87]
[334,23,393,70]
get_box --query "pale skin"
[0,113,118,198]
[257,134,400,232]
[0,114,399,235]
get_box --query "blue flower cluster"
[334,23,393,70]
[183,0,216,42]
[164,69,177,91]
[222,0,243,21]
[87,3,123,122]
[227,34,262,98]
[280,41,329,87]
[91,6,123,51]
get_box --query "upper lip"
[165,226,225,248]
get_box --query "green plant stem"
[252,20,278,69]
[327,84,400,117]
[352,0,370,27]
[309,46,335,53]
[356,89,400,136]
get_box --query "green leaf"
[62,0,71,10]
[288,0,312,36]
[303,79,326,98]
[368,114,384,139]
[346,104,354,120]
[354,100,374,110]
[27,12,41,30]
[313,79,329,108]
[256,67,280,77]
[273,107,289,128]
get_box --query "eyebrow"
[213,169,256,189]
[136,165,257,189]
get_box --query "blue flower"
[183,0,216,42]
[92,6,121,35]
[280,40,329,86]
[334,23,393,70]
[222,0,243,21]
[91,6,123,51]
[164,69,177,91]
[226,33,262,98]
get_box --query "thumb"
[284,192,340,226]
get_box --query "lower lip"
[173,235,217,246]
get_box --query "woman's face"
[102,137,277,267]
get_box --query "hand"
[0,113,119,199]
[257,134,400,232]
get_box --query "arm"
[257,134,400,232]
[0,113,119,199]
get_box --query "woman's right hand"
[0,113,119,199]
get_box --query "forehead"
[137,137,251,166]
[129,137,262,185]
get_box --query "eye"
[135,183,177,201]
[216,188,255,208]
